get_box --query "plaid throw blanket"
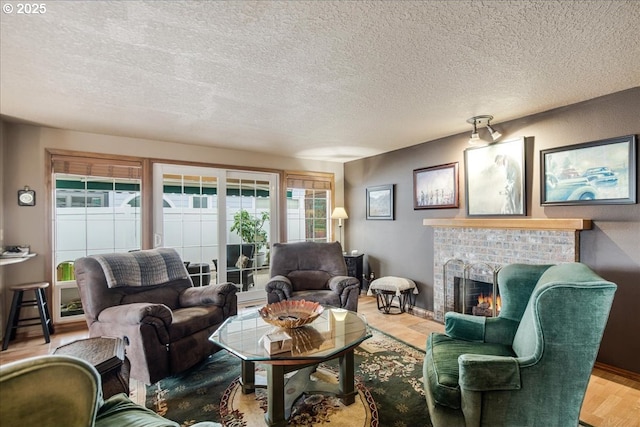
[92,248,189,288]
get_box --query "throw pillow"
[235,255,249,269]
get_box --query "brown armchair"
[265,241,360,312]
[75,248,237,384]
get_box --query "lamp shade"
[331,207,348,220]
[468,132,482,145]
[487,124,502,141]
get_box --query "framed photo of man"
[464,137,526,216]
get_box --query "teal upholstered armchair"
[423,263,617,427]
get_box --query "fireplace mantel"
[423,218,591,231]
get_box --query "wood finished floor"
[1,295,638,426]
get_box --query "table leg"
[338,350,357,405]
[377,291,397,314]
[265,364,287,427]
[241,360,255,394]
[376,290,411,314]
[242,351,359,426]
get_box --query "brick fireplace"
[423,218,591,322]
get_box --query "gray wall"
[344,87,640,373]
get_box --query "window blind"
[285,173,333,190]
[51,156,142,179]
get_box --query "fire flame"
[477,293,502,313]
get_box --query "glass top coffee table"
[210,307,371,427]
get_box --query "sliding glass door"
[153,164,278,302]
[153,165,221,292]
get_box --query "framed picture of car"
[540,134,637,205]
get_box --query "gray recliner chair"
[75,248,237,384]
[265,241,360,312]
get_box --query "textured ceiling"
[1,1,639,162]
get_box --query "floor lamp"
[331,207,348,250]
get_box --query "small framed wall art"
[366,184,394,220]
[464,137,526,216]
[540,134,637,205]
[413,162,459,209]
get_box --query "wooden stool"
[2,282,54,351]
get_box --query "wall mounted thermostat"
[18,187,36,206]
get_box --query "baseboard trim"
[8,320,86,341]
[407,305,436,320]
[594,361,640,382]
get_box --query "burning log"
[472,301,494,317]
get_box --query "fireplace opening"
[453,277,501,317]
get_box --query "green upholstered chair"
[0,354,221,427]
[423,263,617,427]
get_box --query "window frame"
[45,150,336,316]
[283,171,335,242]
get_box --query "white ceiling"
[1,1,639,162]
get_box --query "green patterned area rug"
[146,328,431,427]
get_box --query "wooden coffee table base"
[240,350,357,427]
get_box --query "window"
[55,190,110,208]
[285,172,334,243]
[52,156,143,263]
[191,195,209,209]
[50,153,143,322]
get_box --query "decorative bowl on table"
[259,300,324,329]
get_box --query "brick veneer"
[433,227,578,322]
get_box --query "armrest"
[328,276,360,294]
[97,303,173,327]
[445,312,486,342]
[265,275,293,298]
[179,282,237,307]
[96,393,180,427]
[445,312,520,345]
[458,354,521,391]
